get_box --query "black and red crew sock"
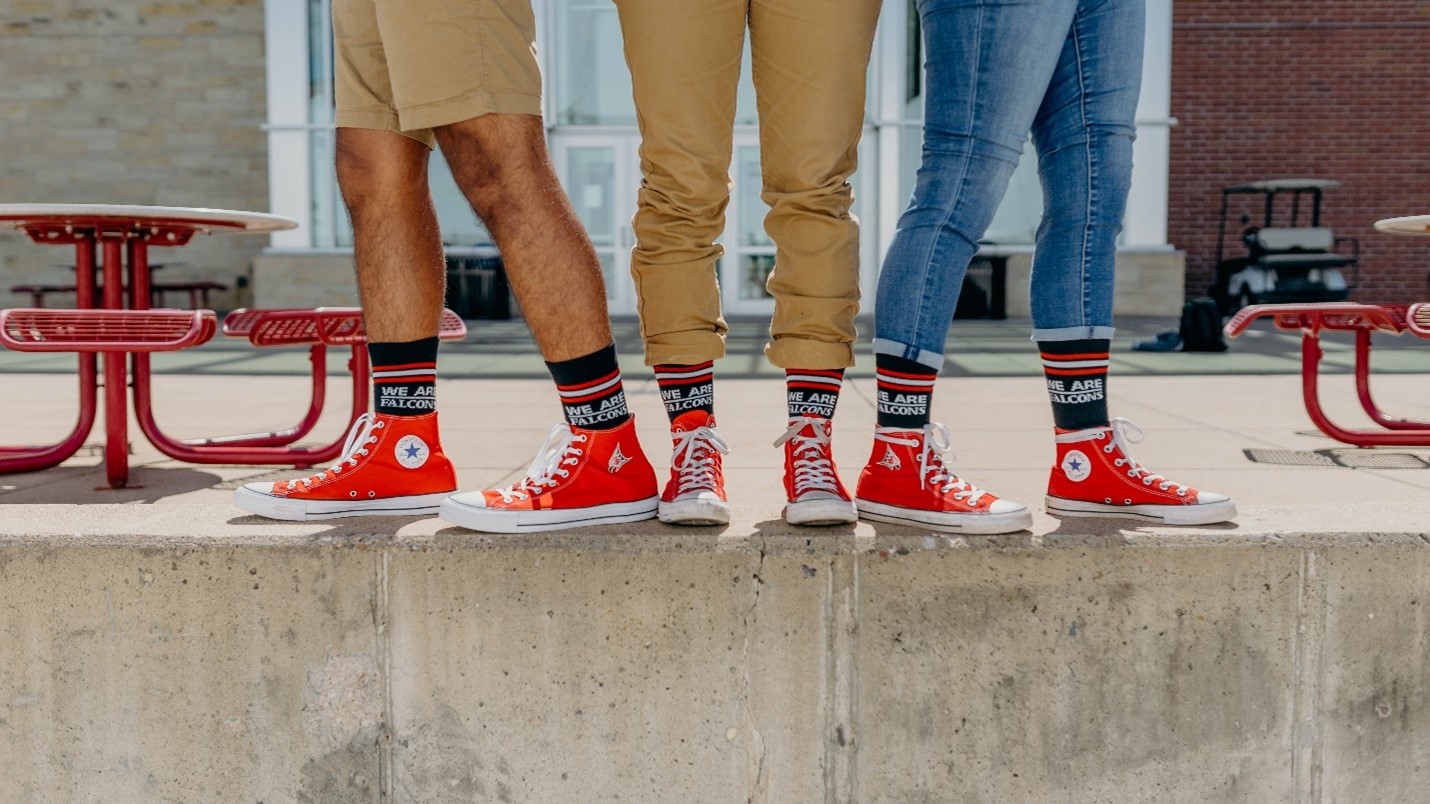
[785,368,844,420]
[370,337,438,416]
[874,354,936,429]
[547,342,632,431]
[1039,339,1110,430]
[654,361,715,423]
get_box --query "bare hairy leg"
[335,127,445,342]
[434,114,612,362]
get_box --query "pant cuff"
[1031,325,1116,342]
[643,331,726,367]
[765,337,855,370]
[872,338,944,371]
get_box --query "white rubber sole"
[856,499,1033,535]
[440,495,659,534]
[658,497,731,526]
[784,498,858,527]
[233,488,452,522]
[1045,495,1238,526]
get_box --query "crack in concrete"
[740,535,770,804]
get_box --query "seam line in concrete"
[1291,548,1328,804]
[741,535,770,803]
[376,549,395,802]
[824,555,859,804]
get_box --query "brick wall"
[1170,1,1430,303]
[0,0,268,309]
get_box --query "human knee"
[433,114,548,210]
[335,129,429,206]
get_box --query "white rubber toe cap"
[988,499,1029,516]
[1194,490,1231,505]
[446,491,489,509]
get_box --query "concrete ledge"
[4,504,1429,802]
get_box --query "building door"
[553,134,641,316]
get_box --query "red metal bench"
[0,308,217,476]
[1224,302,1430,447]
[130,307,467,468]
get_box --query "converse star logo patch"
[394,435,430,470]
[608,444,631,473]
[1061,449,1091,482]
[878,445,902,471]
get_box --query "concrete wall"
[253,252,360,309]
[1004,249,1186,319]
[0,0,269,311]
[3,507,1429,803]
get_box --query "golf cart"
[1211,179,1360,314]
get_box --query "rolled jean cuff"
[872,338,944,371]
[643,329,727,367]
[1031,325,1116,343]
[765,337,855,370]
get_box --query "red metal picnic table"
[0,204,297,487]
[1223,214,1430,448]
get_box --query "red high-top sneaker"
[235,412,457,521]
[1046,418,1236,525]
[659,410,730,526]
[855,424,1031,534]
[440,417,659,533]
[774,416,857,526]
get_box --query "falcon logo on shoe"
[877,445,902,471]
[394,435,430,469]
[1061,449,1091,482]
[608,443,631,473]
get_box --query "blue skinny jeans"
[874,0,1145,368]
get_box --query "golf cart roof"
[1223,179,1342,194]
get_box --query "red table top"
[0,204,297,246]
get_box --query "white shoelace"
[873,423,987,504]
[495,423,587,504]
[286,412,383,490]
[671,425,729,495]
[773,416,842,497]
[1099,418,1188,496]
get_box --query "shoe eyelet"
[1143,478,1153,485]
[368,491,376,498]
[1178,490,1187,497]
[1159,483,1170,491]
[1114,458,1125,466]
[1104,446,1114,453]
[1124,498,1133,505]
[349,491,357,498]
[1104,497,1113,504]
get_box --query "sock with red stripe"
[875,354,936,429]
[786,368,844,420]
[654,361,714,423]
[547,342,631,431]
[1039,339,1110,430]
[370,337,438,417]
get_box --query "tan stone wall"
[0,0,269,311]
[1004,249,1187,319]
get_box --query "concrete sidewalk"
[1,370,1426,517]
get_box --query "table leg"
[1353,328,1430,431]
[102,237,129,488]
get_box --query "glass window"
[551,0,759,126]
[552,0,637,125]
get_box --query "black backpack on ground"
[1179,297,1228,352]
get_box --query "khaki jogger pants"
[614,0,883,369]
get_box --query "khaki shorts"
[333,0,543,148]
